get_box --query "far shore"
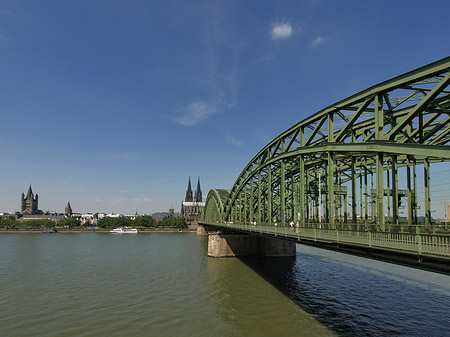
[0,227,197,233]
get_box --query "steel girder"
[203,57,450,228]
[204,189,230,222]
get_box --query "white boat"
[110,227,138,234]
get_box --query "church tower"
[185,177,193,202]
[65,202,73,217]
[21,185,39,214]
[194,177,202,203]
[21,192,25,212]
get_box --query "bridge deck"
[199,221,450,274]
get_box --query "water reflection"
[239,244,450,337]
[205,251,335,336]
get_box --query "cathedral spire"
[185,177,193,202]
[195,177,202,203]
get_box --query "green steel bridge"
[199,57,450,272]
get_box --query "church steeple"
[26,185,34,199]
[195,177,202,202]
[21,185,39,214]
[185,177,193,202]
[65,202,72,216]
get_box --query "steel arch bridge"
[202,57,450,232]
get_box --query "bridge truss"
[203,57,450,231]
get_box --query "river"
[0,232,449,336]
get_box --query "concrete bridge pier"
[210,234,295,258]
[196,224,208,236]
[198,224,295,257]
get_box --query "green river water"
[0,233,333,337]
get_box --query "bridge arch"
[203,57,450,230]
[204,189,230,223]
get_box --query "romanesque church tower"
[20,185,39,214]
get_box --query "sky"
[1,0,450,215]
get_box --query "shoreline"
[0,227,197,233]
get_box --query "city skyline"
[3,180,199,215]
[1,1,450,215]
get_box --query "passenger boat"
[110,227,138,234]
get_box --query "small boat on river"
[110,227,138,234]
[43,227,58,233]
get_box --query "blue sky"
[1,0,450,215]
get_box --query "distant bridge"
[199,57,450,274]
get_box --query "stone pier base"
[197,225,208,236]
[207,233,296,257]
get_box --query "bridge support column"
[207,233,296,257]
[197,225,208,236]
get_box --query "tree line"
[97,215,185,228]
[0,215,185,228]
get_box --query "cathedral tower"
[194,177,202,203]
[185,177,193,202]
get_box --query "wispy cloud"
[0,9,24,46]
[110,197,126,205]
[174,101,218,126]
[0,33,12,46]
[0,9,25,25]
[225,134,244,148]
[310,35,326,46]
[271,22,293,40]
[174,3,239,127]
[131,197,152,202]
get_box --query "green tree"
[22,219,55,227]
[0,218,17,227]
[58,218,81,227]
[159,217,185,228]
[133,215,155,227]
[98,217,131,228]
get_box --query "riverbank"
[0,227,196,233]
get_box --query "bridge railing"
[201,221,450,258]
